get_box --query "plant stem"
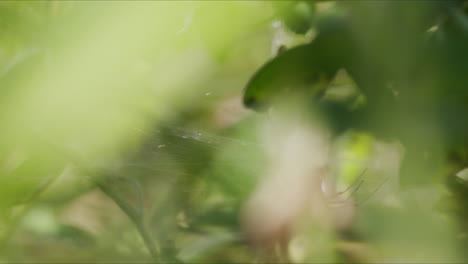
[29,133,162,262]
[96,181,161,263]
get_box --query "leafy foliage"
[0,1,466,263]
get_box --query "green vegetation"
[0,1,467,263]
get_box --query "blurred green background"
[0,1,466,263]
